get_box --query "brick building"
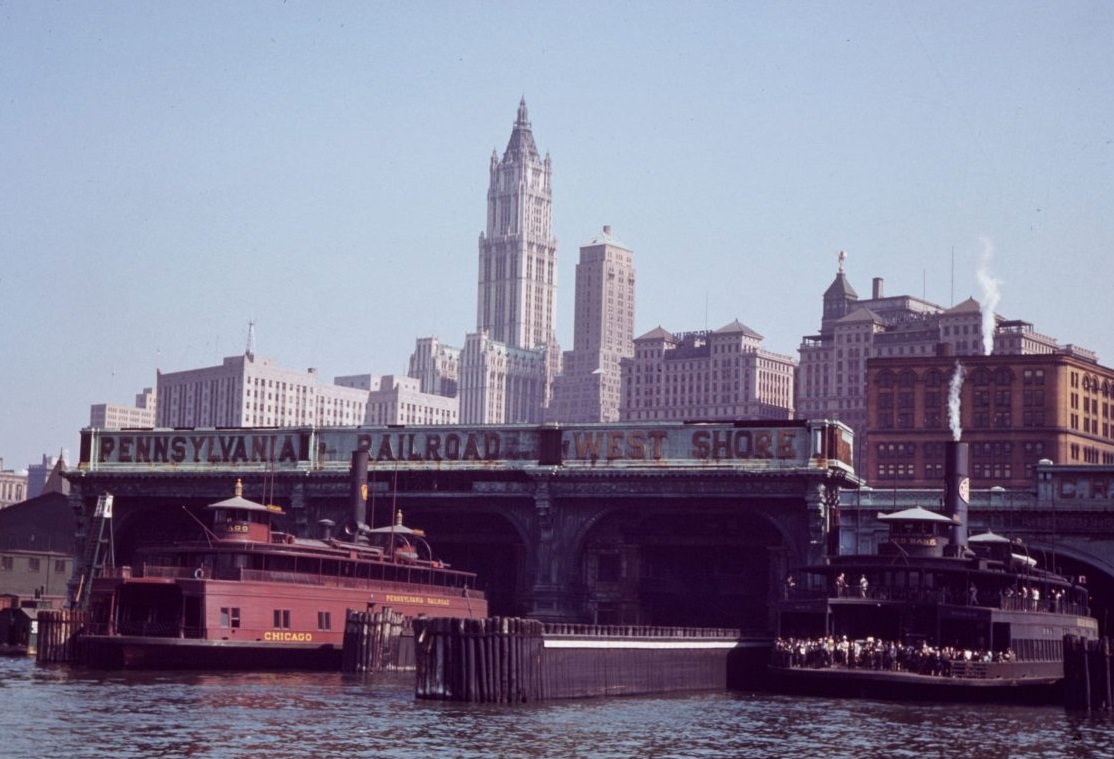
[866,350,1114,489]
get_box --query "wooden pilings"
[340,607,409,673]
[414,617,544,702]
[413,617,747,703]
[35,609,90,664]
[1064,635,1114,711]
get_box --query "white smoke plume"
[948,361,965,442]
[976,238,1002,356]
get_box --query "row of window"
[875,462,1015,481]
[218,607,333,631]
[876,441,1041,458]
[0,556,68,573]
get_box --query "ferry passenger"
[835,573,847,597]
[859,575,869,598]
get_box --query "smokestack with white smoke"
[948,361,965,442]
[976,238,1001,356]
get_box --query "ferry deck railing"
[97,564,484,601]
[785,584,1087,615]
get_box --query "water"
[3,657,1112,759]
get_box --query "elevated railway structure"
[68,420,855,629]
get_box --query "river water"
[2,657,1112,759]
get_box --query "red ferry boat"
[80,478,487,670]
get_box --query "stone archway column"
[524,472,582,622]
[805,480,839,566]
[287,478,307,537]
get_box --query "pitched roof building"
[620,320,795,421]
[797,254,1064,455]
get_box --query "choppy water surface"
[2,657,1112,758]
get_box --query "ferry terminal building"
[68,420,855,631]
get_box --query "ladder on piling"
[70,494,114,610]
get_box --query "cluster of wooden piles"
[1064,635,1114,711]
[413,617,543,702]
[35,609,90,664]
[340,608,410,672]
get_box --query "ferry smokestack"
[350,449,370,543]
[944,441,969,554]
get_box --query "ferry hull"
[768,664,1062,704]
[79,634,347,671]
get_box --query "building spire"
[245,319,256,360]
[502,97,539,163]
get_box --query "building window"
[318,611,332,631]
[220,607,241,628]
[54,560,67,574]
[28,558,41,572]
[0,556,12,571]
[274,609,292,629]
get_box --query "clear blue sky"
[1,1,1111,472]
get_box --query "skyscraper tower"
[411,98,558,424]
[476,97,557,350]
[547,226,635,422]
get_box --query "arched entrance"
[578,501,790,630]
[1027,543,1114,636]
[392,506,528,618]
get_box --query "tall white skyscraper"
[476,97,557,350]
[408,99,560,424]
[450,98,559,424]
[548,226,636,422]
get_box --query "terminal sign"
[83,423,819,469]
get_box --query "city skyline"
[2,2,1112,471]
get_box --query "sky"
[1,1,1111,472]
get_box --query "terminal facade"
[69,420,855,630]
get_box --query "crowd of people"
[784,572,1080,614]
[772,636,1016,677]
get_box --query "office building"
[414,98,559,423]
[548,226,636,422]
[90,387,156,429]
[797,254,1066,453]
[0,461,26,509]
[621,321,796,421]
[156,351,368,428]
[866,350,1114,488]
[336,374,458,426]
